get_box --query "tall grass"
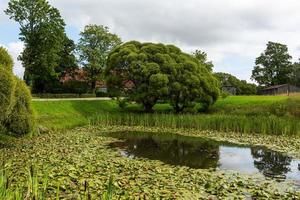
[0,164,114,199]
[91,113,300,136]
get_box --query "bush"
[0,68,15,122]
[96,90,108,97]
[6,78,35,135]
[0,48,35,135]
[63,80,89,95]
[0,47,13,71]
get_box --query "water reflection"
[106,131,300,184]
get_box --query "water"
[105,131,300,186]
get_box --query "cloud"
[3,0,300,81]
[47,0,300,81]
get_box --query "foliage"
[292,61,300,87]
[0,46,13,71]
[0,68,15,122]
[56,37,77,78]
[0,48,34,135]
[215,72,257,95]
[95,89,108,97]
[77,24,122,91]
[6,78,35,135]
[92,113,299,136]
[63,80,89,95]
[251,41,293,86]
[192,49,214,72]
[106,41,219,112]
[5,0,67,93]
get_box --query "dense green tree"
[192,50,214,72]
[292,61,300,87]
[56,36,77,77]
[106,41,219,112]
[215,72,257,95]
[5,0,67,93]
[251,42,293,86]
[77,25,122,91]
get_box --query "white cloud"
[8,41,24,78]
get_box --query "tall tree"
[77,25,122,91]
[192,50,214,72]
[5,0,66,93]
[292,61,300,87]
[251,41,293,86]
[56,36,77,77]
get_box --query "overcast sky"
[1,0,300,82]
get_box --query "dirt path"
[32,97,112,101]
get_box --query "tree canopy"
[106,41,219,112]
[77,24,122,91]
[192,50,214,72]
[251,41,293,86]
[5,0,71,93]
[215,72,257,95]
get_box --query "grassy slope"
[32,95,300,135]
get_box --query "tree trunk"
[144,103,154,113]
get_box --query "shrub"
[63,80,89,95]
[0,68,15,122]
[0,48,34,135]
[95,89,108,97]
[6,78,35,135]
[0,47,13,71]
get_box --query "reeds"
[91,113,300,136]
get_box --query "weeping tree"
[105,41,219,112]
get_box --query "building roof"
[262,84,289,91]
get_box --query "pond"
[105,131,300,187]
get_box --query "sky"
[1,0,300,82]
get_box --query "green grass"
[32,100,119,129]
[32,95,300,136]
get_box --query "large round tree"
[105,41,219,112]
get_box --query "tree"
[215,72,257,95]
[251,42,293,86]
[77,25,122,91]
[105,41,219,112]
[192,50,214,72]
[6,0,67,93]
[56,36,77,78]
[292,61,300,87]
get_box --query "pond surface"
[105,131,300,186]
